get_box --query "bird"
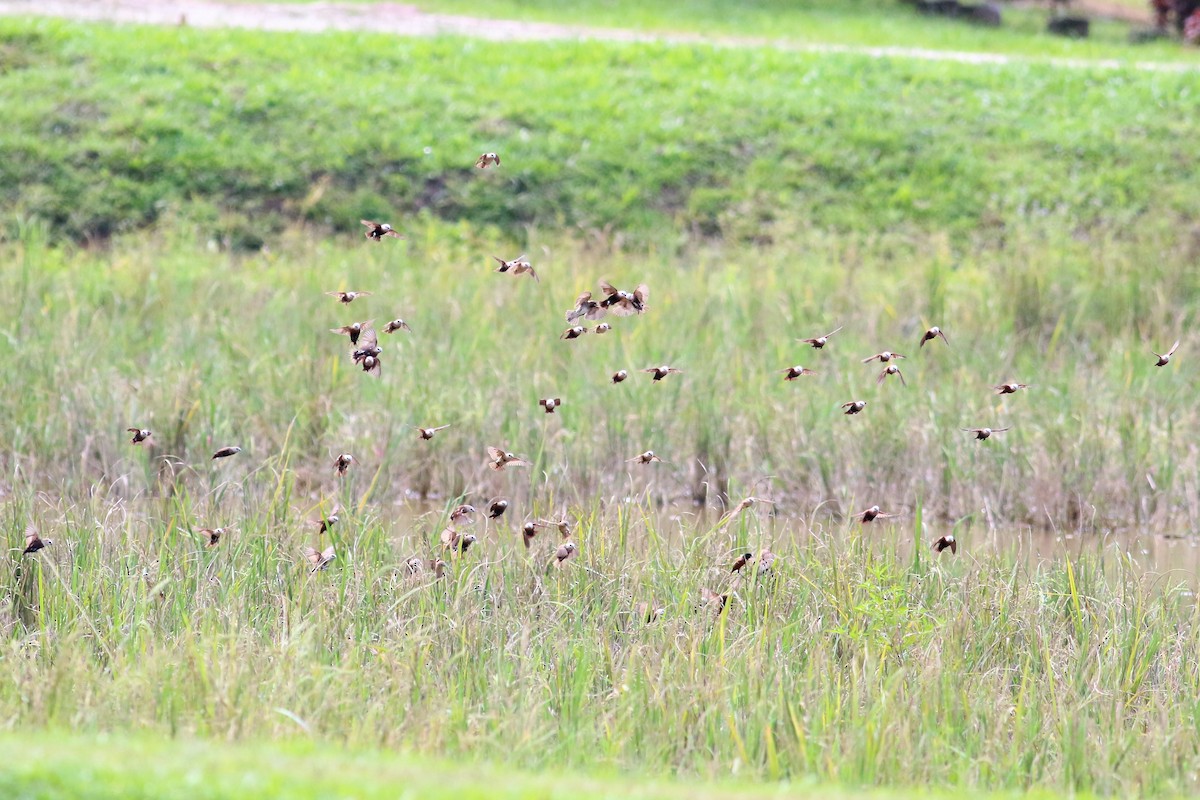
[862,351,906,364]
[963,427,1009,441]
[758,549,777,575]
[539,397,562,414]
[303,545,336,573]
[199,527,226,547]
[384,319,411,334]
[853,506,894,524]
[627,450,665,465]
[594,323,612,335]
[876,364,906,386]
[920,326,949,348]
[212,446,242,459]
[358,354,381,377]
[799,326,842,349]
[351,329,382,377]
[719,496,773,527]
[416,424,451,440]
[330,320,373,346]
[566,291,606,323]
[841,400,867,415]
[780,366,815,381]
[475,152,501,169]
[487,446,531,471]
[540,518,572,539]
[312,502,340,535]
[932,534,957,554]
[127,428,153,445]
[994,383,1029,395]
[730,552,753,573]
[561,326,590,340]
[327,291,372,304]
[493,254,538,282]
[333,453,355,475]
[522,521,543,549]
[700,586,730,613]
[441,529,477,553]
[1153,340,1180,367]
[598,281,649,316]
[553,541,577,567]
[611,370,629,384]
[487,499,509,519]
[361,220,403,241]
[22,524,50,555]
[643,365,682,382]
[449,504,477,526]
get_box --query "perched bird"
[553,541,577,567]
[352,329,383,377]
[799,326,843,349]
[561,326,590,340]
[22,524,50,555]
[643,365,682,382]
[841,400,867,415]
[450,504,477,526]
[212,446,242,459]
[539,397,562,414]
[384,319,411,334]
[598,281,649,316]
[429,558,447,579]
[627,450,665,465]
[876,364,906,386]
[199,527,226,547]
[416,424,451,440]
[594,323,612,335]
[327,291,372,304]
[127,428,153,445]
[475,152,501,169]
[700,586,730,613]
[566,291,606,323]
[312,502,340,535]
[333,453,355,476]
[730,552,754,573]
[636,601,665,624]
[405,556,446,580]
[303,545,336,573]
[853,505,894,524]
[963,427,1009,441]
[758,549,777,575]
[540,518,572,539]
[932,534,957,554]
[441,529,478,554]
[611,370,629,384]
[487,446,531,471]
[487,498,509,519]
[1153,340,1181,367]
[493,254,538,282]
[920,326,949,348]
[994,383,1029,395]
[361,220,403,241]
[781,366,816,381]
[862,351,906,364]
[330,320,373,346]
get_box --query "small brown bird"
[384,319,411,334]
[553,541,577,567]
[441,529,478,553]
[963,427,1009,441]
[312,502,340,535]
[566,291,607,323]
[994,383,1029,395]
[330,320,373,346]
[920,326,949,348]
[475,152,501,169]
[730,552,753,573]
[327,291,372,304]
[303,545,336,573]
[877,364,907,386]
[799,326,843,349]
[416,424,451,440]
[450,504,477,526]
[493,254,538,282]
[598,281,649,316]
[540,518,572,539]
[627,450,665,465]
[361,220,403,241]
[539,397,562,414]
[333,453,355,475]
[561,326,590,340]
[853,505,894,524]
[199,527,226,547]
[358,355,381,377]
[758,548,777,575]
[127,428,153,445]
[700,586,729,613]
[212,446,242,459]
[932,534,957,554]
[611,369,629,384]
[594,323,612,335]
[22,524,50,555]
[1153,340,1180,367]
[719,496,774,527]
[351,329,383,377]
[429,557,447,579]
[841,400,867,415]
[487,499,509,519]
[488,446,531,471]
[643,365,682,382]
[522,521,543,549]
[862,351,906,364]
[781,366,816,381]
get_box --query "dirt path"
[0,0,1192,72]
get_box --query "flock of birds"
[16,150,1187,613]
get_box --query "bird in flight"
[962,427,1009,441]
[127,428,153,445]
[853,505,895,524]
[931,534,957,554]
[416,424,451,440]
[993,383,1029,395]
[643,365,682,382]
[212,446,242,460]
[841,400,867,415]
[361,220,403,241]
[22,524,51,555]
[333,453,355,475]
[303,545,336,573]
[487,446,531,471]
[384,319,411,334]
[598,281,649,316]
[876,364,907,387]
[327,291,372,304]
[627,450,665,465]
[493,254,538,282]
[475,152,501,169]
[539,397,563,414]
[920,326,949,348]
[330,320,373,346]
[1153,340,1180,367]
[799,326,842,349]
[780,366,816,381]
[862,351,905,364]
